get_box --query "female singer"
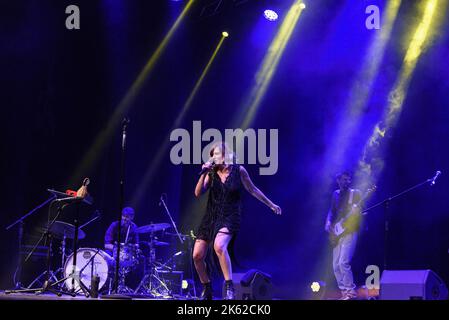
[193,142,281,299]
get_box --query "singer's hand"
[270,204,282,215]
[201,162,214,173]
[325,221,332,233]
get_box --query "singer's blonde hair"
[209,141,236,165]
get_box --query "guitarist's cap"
[335,171,352,179]
[122,206,135,218]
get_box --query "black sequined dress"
[197,164,243,242]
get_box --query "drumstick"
[124,225,130,244]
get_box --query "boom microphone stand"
[5,194,57,289]
[6,201,68,295]
[361,170,442,270]
[112,117,130,296]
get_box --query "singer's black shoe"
[223,280,235,300]
[200,282,213,300]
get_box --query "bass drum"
[64,248,113,292]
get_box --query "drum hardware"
[159,193,184,244]
[23,235,68,291]
[5,193,57,290]
[79,210,102,230]
[23,244,61,290]
[5,181,94,297]
[19,245,49,258]
[135,223,171,234]
[159,193,198,299]
[164,231,198,299]
[111,242,138,294]
[113,242,140,268]
[63,248,114,294]
[6,201,70,296]
[134,234,172,297]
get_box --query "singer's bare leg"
[214,227,233,281]
[193,239,210,284]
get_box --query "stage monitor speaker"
[380,269,448,300]
[223,269,273,300]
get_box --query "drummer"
[104,206,140,255]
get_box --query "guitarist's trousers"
[332,232,358,294]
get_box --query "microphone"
[159,193,167,206]
[122,117,130,128]
[430,170,442,186]
[198,159,215,176]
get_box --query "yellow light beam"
[358,0,443,183]
[130,34,228,206]
[175,35,226,128]
[320,0,401,179]
[238,0,305,131]
[69,0,196,185]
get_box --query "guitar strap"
[348,189,354,206]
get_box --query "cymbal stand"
[5,201,66,295]
[5,194,57,290]
[134,233,171,297]
[29,232,67,291]
[32,201,91,297]
[165,231,198,298]
[63,202,91,296]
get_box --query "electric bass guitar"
[329,186,376,247]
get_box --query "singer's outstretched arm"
[239,166,281,215]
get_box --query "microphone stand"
[113,118,129,295]
[80,210,101,229]
[5,201,68,295]
[160,194,184,245]
[165,231,197,298]
[5,194,57,289]
[160,195,199,298]
[361,172,440,271]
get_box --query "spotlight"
[310,281,326,299]
[181,279,195,297]
[300,3,306,9]
[222,31,229,38]
[310,281,322,293]
[264,9,279,21]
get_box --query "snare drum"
[64,248,113,292]
[113,243,139,268]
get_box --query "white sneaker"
[338,290,357,300]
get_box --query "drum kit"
[23,220,192,298]
[6,187,197,299]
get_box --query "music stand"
[52,188,92,296]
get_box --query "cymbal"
[136,223,171,234]
[139,240,170,247]
[46,221,86,240]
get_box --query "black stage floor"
[0,291,195,300]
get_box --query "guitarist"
[325,171,361,300]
